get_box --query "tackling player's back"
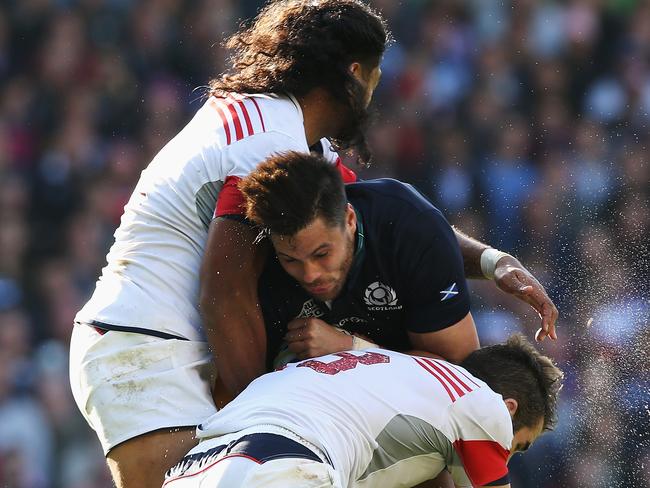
[197,349,512,487]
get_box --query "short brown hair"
[461,334,564,432]
[238,151,347,236]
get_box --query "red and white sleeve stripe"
[209,94,266,146]
[412,357,476,403]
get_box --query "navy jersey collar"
[340,205,366,295]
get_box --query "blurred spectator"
[0,0,647,486]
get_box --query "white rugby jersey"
[75,94,346,341]
[198,349,514,487]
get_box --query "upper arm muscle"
[408,312,479,364]
[199,217,269,393]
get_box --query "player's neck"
[298,89,346,146]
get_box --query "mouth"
[305,282,335,296]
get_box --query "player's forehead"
[272,217,343,252]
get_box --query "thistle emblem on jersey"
[364,282,402,311]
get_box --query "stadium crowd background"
[0,0,648,486]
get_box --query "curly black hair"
[239,151,346,237]
[209,0,389,165]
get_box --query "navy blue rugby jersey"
[259,178,471,364]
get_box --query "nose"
[302,260,322,285]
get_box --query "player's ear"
[349,62,363,82]
[345,203,356,230]
[504,398,519,417]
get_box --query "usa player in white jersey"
[69,3,390,487]
[163,334,563,487]
[69,2,557,487]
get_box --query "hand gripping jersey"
[75,94,355,341]
[197,349,513,487]
[260,179,471,360]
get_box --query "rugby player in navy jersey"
[238,152,517,367]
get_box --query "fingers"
[284,328,304,342]
[287,339,309,357]
[501,270,559,342]
[286,318,307,330]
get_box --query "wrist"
[352,335,378,351]
[480,248,513,280]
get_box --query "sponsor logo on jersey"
[440,282,459,301]
[297,298,325,318]
[336,316,368,328]
[364,282,403,311]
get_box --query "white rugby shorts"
[163,426,342,488]
[69,323,218,454]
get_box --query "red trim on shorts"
[163,454,262,487]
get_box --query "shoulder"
[239,93,305,139]
[449,386,513,486]
[347,179,440,214]
[453,384,513,448]
[348,179,454,246]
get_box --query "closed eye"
[279,256,297,264]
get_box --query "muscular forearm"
[452,227,490,279]
[200,218,270,395]
[201,295,266,395]
[454,226,559,341]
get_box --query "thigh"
[165,432,342,488]
[164,455,260,488]
[108,426,198,488]
[166,455,338,488]
[243,458,341,488]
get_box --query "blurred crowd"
[0,0,648,487]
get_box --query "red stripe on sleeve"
[413,357,455,402]
[231,95,254,137]
[215,176,245,217]
[335,157,357,183]
[433,360,473,393]
[447,363,482,389]
[453,439,510,487]
[250,98,266,132]
[225,101,244,141]
[423,358,466,398]
[210,99,232,145]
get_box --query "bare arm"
[453,227,489,279]
[453,228,558,342]
[408,312,479,364]
[199,217,269,395]
[282,310,477,364]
